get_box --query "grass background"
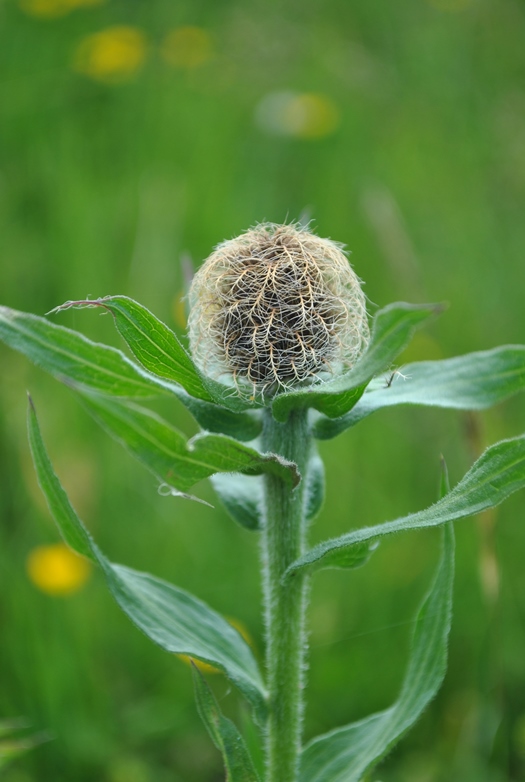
[1,0,525,779]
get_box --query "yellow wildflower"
[161,26,213,69]
[27,542,91,596]
[73,26,147,83]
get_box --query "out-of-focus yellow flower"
[255,91,340,140]
[73,26,147,83]
[20,0,103,19]
[161,26,213,69]
[27,542,91,596]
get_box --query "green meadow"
[1,0,525,779]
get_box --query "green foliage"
[3,291,525,780]
[211,473,264,531]
[0,305,166,398]
[300,540,379,576]
[2,5,525,779]
[78,393,298,495]
[52,296,258,414]
[299,524,455,782]
[211,450,324,532]
[50,297,214,401]
[272,303,442,421]
[27,399,268,724]
[192,666,261,781]
[315,345,525,439]
[287,434,525,578]
[304,450,326,524]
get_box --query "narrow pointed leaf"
[272,303,443,422]
[0,306,167,397]
[27,400,268,722]
[192,666,261,782]
[53,297,255,412]
[27,397,97,562]
[287,434,525,578]
[315,345,525,439]
[51,296,210,399]
[0,304,261,439]
[75,393,299,492]
[299,524,454,782]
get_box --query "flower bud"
[188,223,369,395]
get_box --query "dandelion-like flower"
[188,223,369,396]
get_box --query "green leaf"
[272,303,443,422]
[51,296,211,399]
[76,393,299,494]
[27,399,268,722]
[287,434,525,578]
[211,473,263,531]
[211,449,324,532]
[0,306,167,398]
[314,345,525,439]
[303,541,379,576]
[192,666,261,782]
[0,303,261,439]
[299,523,454,782]
[174,390,263,442]
[53,297,256,413]
[305,450,325,524]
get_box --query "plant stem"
[261,407,311,782]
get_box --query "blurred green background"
[1,0,525,779]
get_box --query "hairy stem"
[261,407,311,782]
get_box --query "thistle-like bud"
[188,223,369,396]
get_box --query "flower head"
[188,223,369,396]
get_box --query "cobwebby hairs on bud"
[188,223,370,396]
